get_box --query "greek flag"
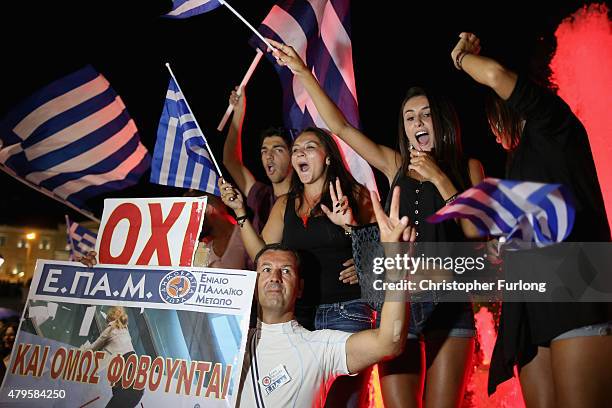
[150,77,220,195]
[0,66,151,210]
[65,216,97,260]
[427,178,576,247]
[249,0,377,192]
[165,0,221,19]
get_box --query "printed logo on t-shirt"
[260,364,291,395]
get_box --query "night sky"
[0,0,599,227]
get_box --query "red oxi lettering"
[99,203,142,264]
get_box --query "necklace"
[300,193,320,227]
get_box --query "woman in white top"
[89,306,143,408]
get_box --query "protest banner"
[0,260,256,407]
[95,197,207,267]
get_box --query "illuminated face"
[260,136,292,184]
[403,95,435,152]
[291,132,328,185]
[256,250,302,314]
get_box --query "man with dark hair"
[223,88,293,234]
[237,189,415,407]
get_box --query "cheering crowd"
[4,27,612,408]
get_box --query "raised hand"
[266,38,308,75]
[218,178,246,215]
[451,32,481,69]
[229,85,246,113]
[321,178,356,228]
[409,149,445,184]
[371,187,416,243]
[77,251,98,268]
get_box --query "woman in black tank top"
[220,127,375,407]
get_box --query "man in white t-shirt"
[237,188,414,407]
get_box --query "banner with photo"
[0,260,256,407]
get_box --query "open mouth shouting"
[265,162,277,176]
[415,130,431,148]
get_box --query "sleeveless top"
[388,171,464,243]
[282,196,360,306]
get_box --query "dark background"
[0,0,601,227]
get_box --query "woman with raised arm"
[452,32,612,407]
[267,38,484,408]
[220,126,375,407]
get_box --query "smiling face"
[291,131,329,185]
[260,135,292,184]
[256,249,303,317]
[403,95,435,152]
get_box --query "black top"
[282,196,360,305]
[390,173,465,243]
[489,75,612,394]
[505,75,610,241]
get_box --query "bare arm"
[451,32,518,100]
[459,158,486,238]
[345,188,413,374]
[268,39,401,182]
[222,87,257,196]
[219,178,285,260]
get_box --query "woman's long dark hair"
[397,87,470,191]
[289,127,362,219]
[484,89,522,151]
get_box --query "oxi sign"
[95,197,206,267]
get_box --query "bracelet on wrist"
[455,51,469,71]
[445,193,458,205]
[235,214,248,228]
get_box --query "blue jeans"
[375,291,475,339]
[315,299,374,332]
[315,299,373,408]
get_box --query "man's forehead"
[257,250,297,266]
[261,136,288,148]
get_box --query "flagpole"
[64,214,78,260]
[0,164,100,223]
[218,0,276,51]
[164,63,225,179]
[217,49,264,131]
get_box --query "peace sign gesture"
[321,177,356,229]
[371,187,416,243]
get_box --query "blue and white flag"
[150,77,220,195]
[65,216,97,260]
[164,0,222,19]
[428,178,576,247]
[0,66,151,211]
[249,0,377,192]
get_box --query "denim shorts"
[552,321,612,341]
[375,291,475,340]
[315,299,374,333]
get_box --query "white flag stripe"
[179,114,196,126]
[52,143,148,198]
[13,75,110,140]
[166,89,184,101]
[160,117,179,184]
[26,119,138,185]
[25,96,126,161]
[191,162,204,189]
[459,188,518,227]
[167,0,212,16]
[174,134,191,187]
[205,168,217,192]
[183,128,202,140]
[320,1,357,102]
[443,203,505,235]
[0,144,23,164]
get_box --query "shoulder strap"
[384,169,403,213]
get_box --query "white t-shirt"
[237,320,351,408]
